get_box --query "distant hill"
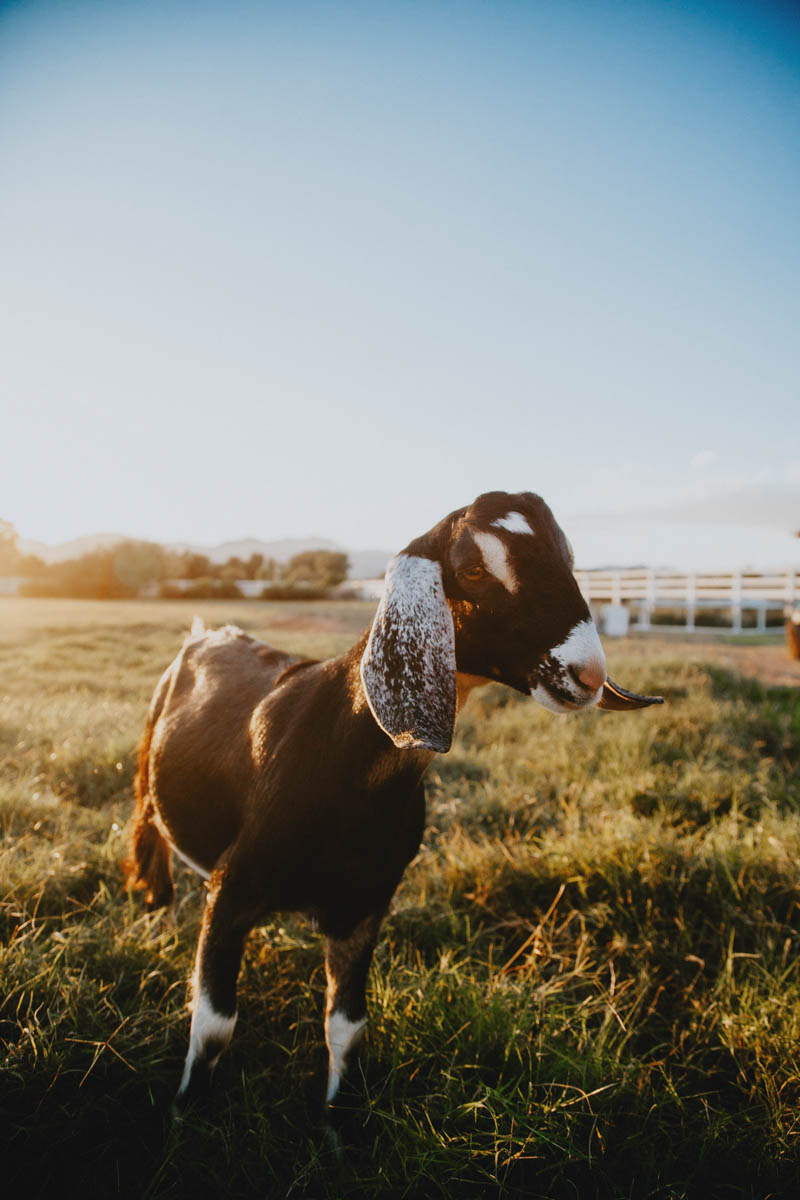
[18,520,799,577]
[165,536,341,565]
[19,533,391,579]
[20,532,135,564]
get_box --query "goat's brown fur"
[124,491,652,1113]
[123,719,174,908]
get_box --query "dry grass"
[1,598,799,1198]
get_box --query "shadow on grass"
[6,1040,796,1200]
[707,666,799,706]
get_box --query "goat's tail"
[123,723,174,909]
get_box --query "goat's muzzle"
[597,677,664,711]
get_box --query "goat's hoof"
[170,1081,198,1125]
[171,1060,214,1122]
[322,1114,344,1163]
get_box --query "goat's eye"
[461,565,486,583]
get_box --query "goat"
[125,490,661,1113]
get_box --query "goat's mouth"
[536,688,585,712]
[529,649,664,716]
[530,672,665,714]
[529,666,602,714]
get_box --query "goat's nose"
[569,661,606,694]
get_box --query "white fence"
[4,569,798,632]
[0,576,26,595]
[574,567,800,633]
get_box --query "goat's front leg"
[174,873,252,1111]
[323,911,382,1110]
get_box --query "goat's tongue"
[598,677,664,711]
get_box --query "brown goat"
[125,491,660,1112]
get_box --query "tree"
[112,541,167,591]
[183,553,212,579]
[219,562,243,581]
[255,557,278,581]
[244,553,264,580]
[0,519,19,573]
[53,548,133,598]
[284,550,349,588]
[16,552,47,577]
[20,541,166,598]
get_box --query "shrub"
[158,578,242,599]
[260,583,328,601]
[183,578,242,599]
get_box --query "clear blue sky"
[2,0,798,566]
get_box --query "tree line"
[0,520,349,600]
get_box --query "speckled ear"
[360,554,456,753]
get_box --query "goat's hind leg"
[323,911,382,1112]
[174,874,251,1112]
[125,798,174,909]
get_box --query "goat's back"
[144,626,301,874]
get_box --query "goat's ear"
[360,554,456,753]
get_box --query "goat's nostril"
[569,662,606,693]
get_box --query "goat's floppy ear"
[360,554,456,752]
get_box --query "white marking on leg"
[325,1010,367,1104]
[492,511,534,535]
[177,983,237,1096]
[470,530,518,593]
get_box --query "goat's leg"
[126,806,173,907]
[125,801,174,909]
[323,911,382,1109]
[174,876,251,1110]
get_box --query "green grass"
[1,598,800,1198]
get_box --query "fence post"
[574,566,790,633]
[638,568,654,630]
[732,571,743,632]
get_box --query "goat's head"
[361,490,662,751]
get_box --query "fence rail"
[574,567,800,632]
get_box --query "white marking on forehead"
[492,511,534,535]
[470,530,518,593]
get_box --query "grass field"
[2,597,800,1198]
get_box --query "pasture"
[1,598,799,1198]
